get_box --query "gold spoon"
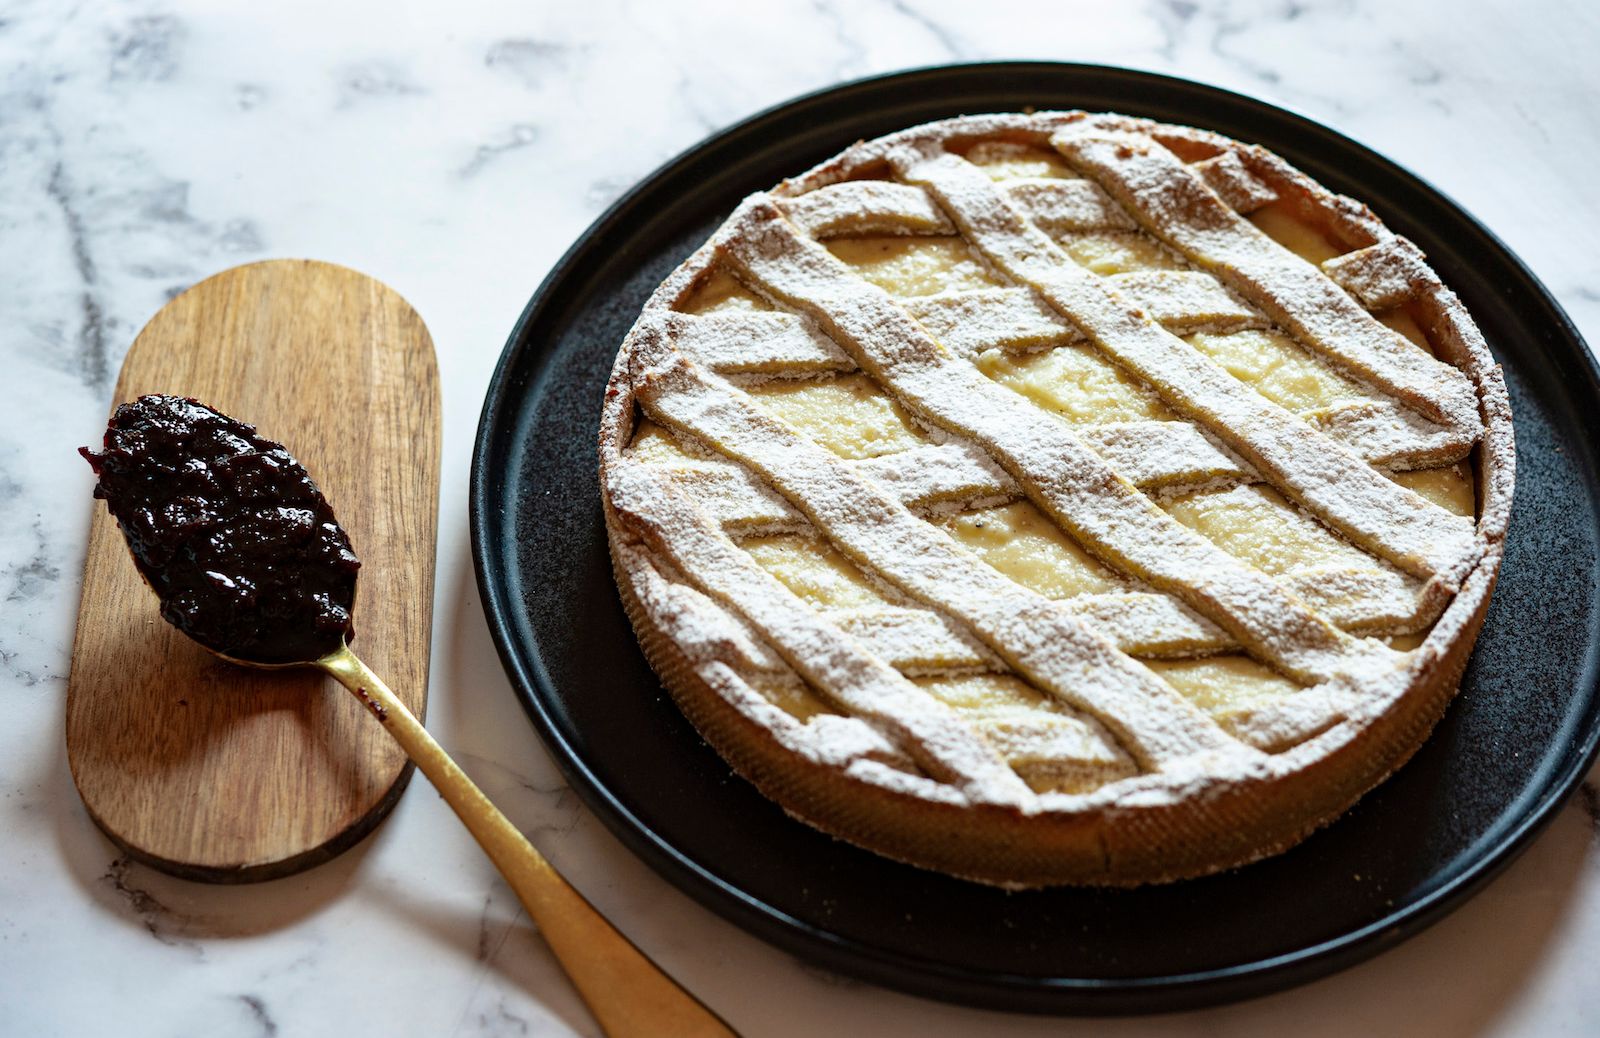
[84,394,735,1038]
[254,642,737,1038]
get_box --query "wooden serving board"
[67,260,440,882]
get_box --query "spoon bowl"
[68,260,438,882]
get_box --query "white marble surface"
[3,0,1598,1034]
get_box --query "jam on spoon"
[80,394,360,665]
[81,394,732,1037]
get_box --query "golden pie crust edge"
[595,111,1515,888]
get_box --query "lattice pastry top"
[598,111,1513,887]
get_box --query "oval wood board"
[67,259,440,882]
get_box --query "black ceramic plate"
[471,64,1600,1014]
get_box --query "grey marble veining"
[3,1,1598,1035]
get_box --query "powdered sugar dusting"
[1192,151,1279,214]
[726,192,1379,684]
[1051,128,1481,437]
[593,110,1513,883]
[1323,237,1439,311]
[609,457,1033,805]
[900,149,1478,583]
[628,324,1238,768]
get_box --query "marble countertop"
[4,1,1598,1034]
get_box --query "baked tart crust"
[597,111,1514,887]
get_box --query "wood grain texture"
[66,260,440,882]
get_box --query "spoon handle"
[319,645,736,1038]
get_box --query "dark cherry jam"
[81,395,360,664]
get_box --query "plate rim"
[470,61,1600,1013]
